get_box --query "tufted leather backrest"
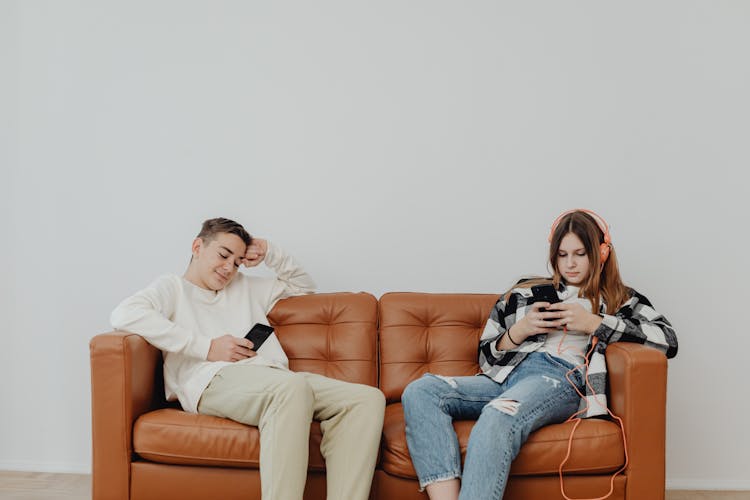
[378,292,499,403]
[268,292,379,387]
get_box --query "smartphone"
[244,323,274,351]
[531,284,561,320]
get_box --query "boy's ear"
[191,237,204,257]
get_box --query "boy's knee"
[277,373,314,405]
[346,384,385,414]
[361,385,386,414]
[345,386,385,434]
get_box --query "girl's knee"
[486,397,522,417]
[402,376,428,404]
[476,400,519,433]
[402,374,447,406]
[475,401,532,447]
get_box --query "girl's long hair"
[506,211,630,314]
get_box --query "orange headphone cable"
[555,327,629,500]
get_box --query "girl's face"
[556,232,591,286]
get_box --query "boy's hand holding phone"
[207,334,256,362]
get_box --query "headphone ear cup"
[599,243,610,264]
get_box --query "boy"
[111,217,384,500]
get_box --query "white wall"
[2,0,748,489]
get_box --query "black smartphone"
[531,284,561,320]
[244,323,274,351]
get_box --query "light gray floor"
[0,472,90,500]
[0,471,749,500]
[667,492,750,500]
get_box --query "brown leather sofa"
[90,292,668,500]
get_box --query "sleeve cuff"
[489,334,506,357]
[188,336,212,360]
[263,241,280,269]
[594,314,619,343]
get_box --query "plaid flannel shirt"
[478,284,678,418]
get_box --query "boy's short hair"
[197,218,252,246]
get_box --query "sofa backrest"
[378,292,499,403]
[268,292,379,387]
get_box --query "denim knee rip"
[541,374,562,388]
[429,374,459,388]
[488,398,521,416]
[486,372,569,417]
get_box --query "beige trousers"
[197,364,385,500]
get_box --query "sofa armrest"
[90,332,162,500]
[605,342,668,500]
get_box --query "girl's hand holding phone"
[546,302,603,334]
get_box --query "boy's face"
[189,232,248,291]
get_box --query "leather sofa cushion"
[379,293,499,403]
[270,292,378,387]
[381,403,625,478]
[133,408,326,470]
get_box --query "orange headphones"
[548,208,612,264]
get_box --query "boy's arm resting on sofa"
[110,275,212,360]
[90,331,162,500]
[605,342,668,499]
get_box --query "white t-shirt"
[110,241,316,413]
[538,286,592,368]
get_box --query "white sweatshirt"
[110,241,316,413]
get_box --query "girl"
[401,209,678,500]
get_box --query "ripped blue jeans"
[401,352,584,500]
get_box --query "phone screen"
[531,284,560,305]
[244,323,274,351]
[531,285,561,320]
